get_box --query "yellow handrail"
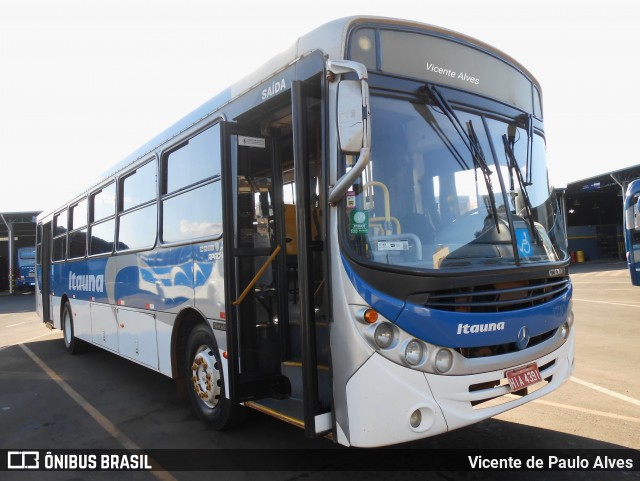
[363,181,392,234]
[233,244,282,306]
[369,216,402,234]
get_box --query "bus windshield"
[18,247,36,266]
[342,94,568,271]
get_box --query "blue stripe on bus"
[341,254,571,348]
[50,241,222,312]
[341,255,405,322]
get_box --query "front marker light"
[561,321,570,339]
[434,349,454,373]
[410,409,422,428]
[363,308,379,324]
[405,340,423,366]
[374,323,394,349]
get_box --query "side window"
[52,210,68,262]
[533,86,543,119]
[163,183,222,243]
[69,198,88,259]
[89,182,116,256]
[164,124,220,194]
[92,182,116,223]
[118,159,158,251]
[161,124,223,243]
[121,160,157,211]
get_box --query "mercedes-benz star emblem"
[516,326,530,350]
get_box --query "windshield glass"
[341,94,568,271]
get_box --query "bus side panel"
[116,307,158,369]
[193,240,225,326]
[51,296,62,330]
[70,298,92,343]
[156,312,175,377]
[91,302,119,352]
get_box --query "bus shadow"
[8,337,634,459]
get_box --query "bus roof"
[38,15,540,221]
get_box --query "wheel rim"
[191,345,221,409]
[63,310,72,346]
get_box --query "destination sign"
[350,28,539,116]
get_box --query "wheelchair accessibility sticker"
[515,228,533,257]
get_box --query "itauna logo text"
[457,322,505,335]
[69,272,105,293]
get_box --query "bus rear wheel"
[62,302,88,354]
[184,324,244,430]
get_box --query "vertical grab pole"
[292,81,320,437]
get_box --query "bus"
[36,16,574,447]
[16,246,36,290]
[624,179,640,284]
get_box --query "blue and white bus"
[36,16,574,447]
[624,179,640,284]
[16,246,36,290]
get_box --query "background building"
[0,212,40,292]
[566,166,640,262]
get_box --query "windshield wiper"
[423,84,500,232]
[508,114,533,185]
[467,120,500,232]
[502,134,539,242]
[412,103,469,172]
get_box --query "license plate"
[506,363,542,391]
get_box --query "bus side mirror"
[327,60,371,204]
[337,80,367,153]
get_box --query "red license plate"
[506,363,542,391]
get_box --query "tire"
[62,302,88,354]
[184,323,245,430]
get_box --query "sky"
[0,0,637,213]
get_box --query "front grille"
[458,328,556,359]
[423,276,570,313]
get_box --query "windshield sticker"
[377,239,409,251]
[346,192,356,209]
[515,228,533,257]
[349,210,369,235]
[238,136,266,148]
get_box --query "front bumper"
[344,331,575,447]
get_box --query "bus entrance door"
[223,126,291,402]
[38,221,53,325]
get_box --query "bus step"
[237,373,291,401]
[282,360,330,400]
[245,398,305,429]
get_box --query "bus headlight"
[434,349,454,373]
[404,340,423,366]
[374,323,394,349]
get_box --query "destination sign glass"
[350,28,535,115]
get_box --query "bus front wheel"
[62,302,88,354]
[184,324,244,430]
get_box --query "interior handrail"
[233,244,282,306]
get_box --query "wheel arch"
[171,307,209,380]
[60,294,70,318]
